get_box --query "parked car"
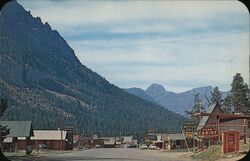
[149,144,157,150]
[128,144,137,148]
[95,144,101,148]
[140,144,148,150]
[38,144,47,149]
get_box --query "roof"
[168,133,185,140]
[3,137,13,143]
[198,103,218,129]
[31,130,67,140]
[0,121,34,137]
[123,136,133,143]
[104,137,116,145]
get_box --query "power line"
[110,30,249,47]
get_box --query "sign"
[182,123,194,132]
[184,132,193,138]
[182,122,195,139]
[198,127,217,137]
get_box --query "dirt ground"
[6,148,248,161]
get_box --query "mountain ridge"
[0,1,184,137]
[125,84,228,115]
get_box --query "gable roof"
[31,130,67,140]
[0,121,33,137]
[197,102,222,130]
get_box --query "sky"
[18,0,249,93]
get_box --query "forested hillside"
[0,1,184,137]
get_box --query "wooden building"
[83,136,92,148]
[122,136,135,148]
[145,133,166,149]
[103,137,116,148]
[73,134,80,148]
[144,132,189,150]
[197,102,249,148]
[31,130,73,150]
[2,121,34,154]
[165,133,187,150]
[92,138,104,148]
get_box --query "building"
[63,128,74,150]
[2,121,34,154]
[103,137,116,148]
[31,130,73,150]
[92,138,104,148]
[83,136,92,148]
[166,133,187,150]
[122,136,135,148]
[73,134,80,148]
[197,102,249,148]
[144,132,188,150]
[144,133,157,145]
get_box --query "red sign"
[198,127,217,137]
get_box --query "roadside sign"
[184,132,193,138]
[182,122,194,132]
[198,127,217,138]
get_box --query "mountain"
[126,83,228,115]
[125,88,158,104]
[0,1,184,137]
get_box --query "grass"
[193,139,250,161]
[239,139,250,152]
[193,145,221,161]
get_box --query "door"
[227,133,235,153]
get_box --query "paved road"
[9,148,191,161]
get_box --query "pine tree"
[222,96,233,113]
[186,94,204,127]
[210,86,222,104]
[0,98,10,149]
[223,73,250,114]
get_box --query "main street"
[9,148,191,161]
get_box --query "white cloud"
[69,32,249,92]
[18,0,249,92]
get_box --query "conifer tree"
[223,73,250,114]
[0,98,10,151]
[210,86,222,104]
[186,94,204,127]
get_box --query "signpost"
[182,123,194,139]
[181,122,195,153]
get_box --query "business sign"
[184,132,193,138]
[182,123,194,132]
[198,127,217,137]
[182,122,194,139]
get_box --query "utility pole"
[192,123,195,154]
[180,124,190,152]
[0,104,2,151]
[60,113,64,151]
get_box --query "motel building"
[196,102,249,153]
